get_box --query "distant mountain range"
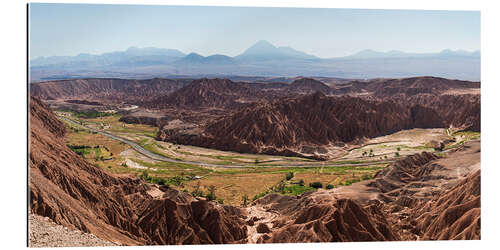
[29,40,480,81]
[344,48,480,59]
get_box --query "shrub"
[285,172,294,181]
[217,198,224,204]
[275,181,286,193]
[298,179,305,186]
[205,192,216,201]
[242,194,249,207]
[309,182,323,189]
[169,176,183,186]
[191,181,203,197]
[154,177,166,186]
[325,184,334,189]
[206,185,217,201]
[361,174,372,180]
[140,171,149,181]
[395,152,400,157]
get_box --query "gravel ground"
[29,213,116,247]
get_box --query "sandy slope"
[29,213,116,247]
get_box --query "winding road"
[60,116,395,169]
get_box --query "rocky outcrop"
[410,170,480,240]
[158,92,445,158]
[286,78,331,94]
[367,152,441,195]
[403,94,480,132]
[255,194,399,243]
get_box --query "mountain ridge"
[29,41,481,81]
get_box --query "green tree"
[206,185,217,201]
[298,179,305,186]
[309,182,323,189]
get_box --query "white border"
[1,0,499,249]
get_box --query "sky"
[28,3,480,59]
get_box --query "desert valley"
[29,74,480,245]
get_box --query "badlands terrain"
[29,75,480,245]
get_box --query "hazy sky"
[29,3,480,59]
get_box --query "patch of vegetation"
[325,184,335,189]
[361,173,373,180]
[282,184,315,195]
[68,145,92,155]
[309,182,323,189]
[298,179,305,186]
[285,172,294,181]
[140,171,168,186]
[74,110,114,119]
[206,185,217,201]
[252,189,271,201]
[452,131,480,139]
[135,138,150,146]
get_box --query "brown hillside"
[144,78,277,109]
[158,92,445,158]
[30,78,189,103]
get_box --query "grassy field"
[63,118,132,174]
[57,112,479,206]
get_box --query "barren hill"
[144,78,278,109]
[157,92,446,159]
[30,78,190,103]
[286,78,331,94]
[333,76,479,97]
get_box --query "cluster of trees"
[190,181,224,204]
[74,110,114,119]
[362,147,402,158]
